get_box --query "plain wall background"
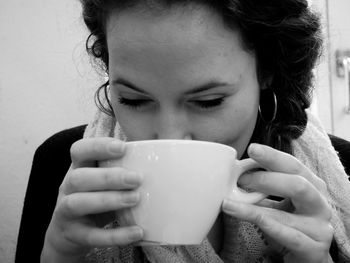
[0,0,102,262]
[0,0,330,262]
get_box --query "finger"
[255,216,321,256]
[70,138,126,168]
[257,217,331,262]
[239,171,331,218]
[222,200,334,243]
[58,191,140,218]
[67,223,143,247]
[247,143,326,191]
[257,198,294,213]
[64,167,143,194]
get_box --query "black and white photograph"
[1,0,350,262]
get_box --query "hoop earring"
[258,88,277,124]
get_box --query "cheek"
[198,107,257,141]
[110,94,151,140]
[112,106,152,140]
[115,111,153,140]
[192,94,259,156]
[227,105,258,137]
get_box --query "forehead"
[107,4,226,42]
[105,4,253,85]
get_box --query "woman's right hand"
[41,137,144,263]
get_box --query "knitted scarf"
[83,110,350,263]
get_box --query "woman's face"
[106,4,260,158]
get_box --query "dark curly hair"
[80,0,323,155]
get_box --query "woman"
[38,0,350,262]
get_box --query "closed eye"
[189,97,225,109]
[118,97,152,108]
[118,96,226,110]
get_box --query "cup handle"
[227,158,266,204]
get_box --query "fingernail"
[124,172,143,186]
[249,143,264,158]
[129,227,143,241]
[109,140,126,154]
[123,192,140,205]
[222,199,232,208]
[222,199,240,213]
[238,172,253,186]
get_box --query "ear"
[260,75,273,90]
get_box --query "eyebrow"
[111,77,230,94]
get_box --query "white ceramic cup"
[99,139,265,245]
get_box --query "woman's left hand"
[222,143,334,263]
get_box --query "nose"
[153,109,193,140]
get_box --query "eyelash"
[118,97,225,110]
[118,97,151,108]
[190,97,224,109]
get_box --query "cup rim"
[123,139,237,153]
